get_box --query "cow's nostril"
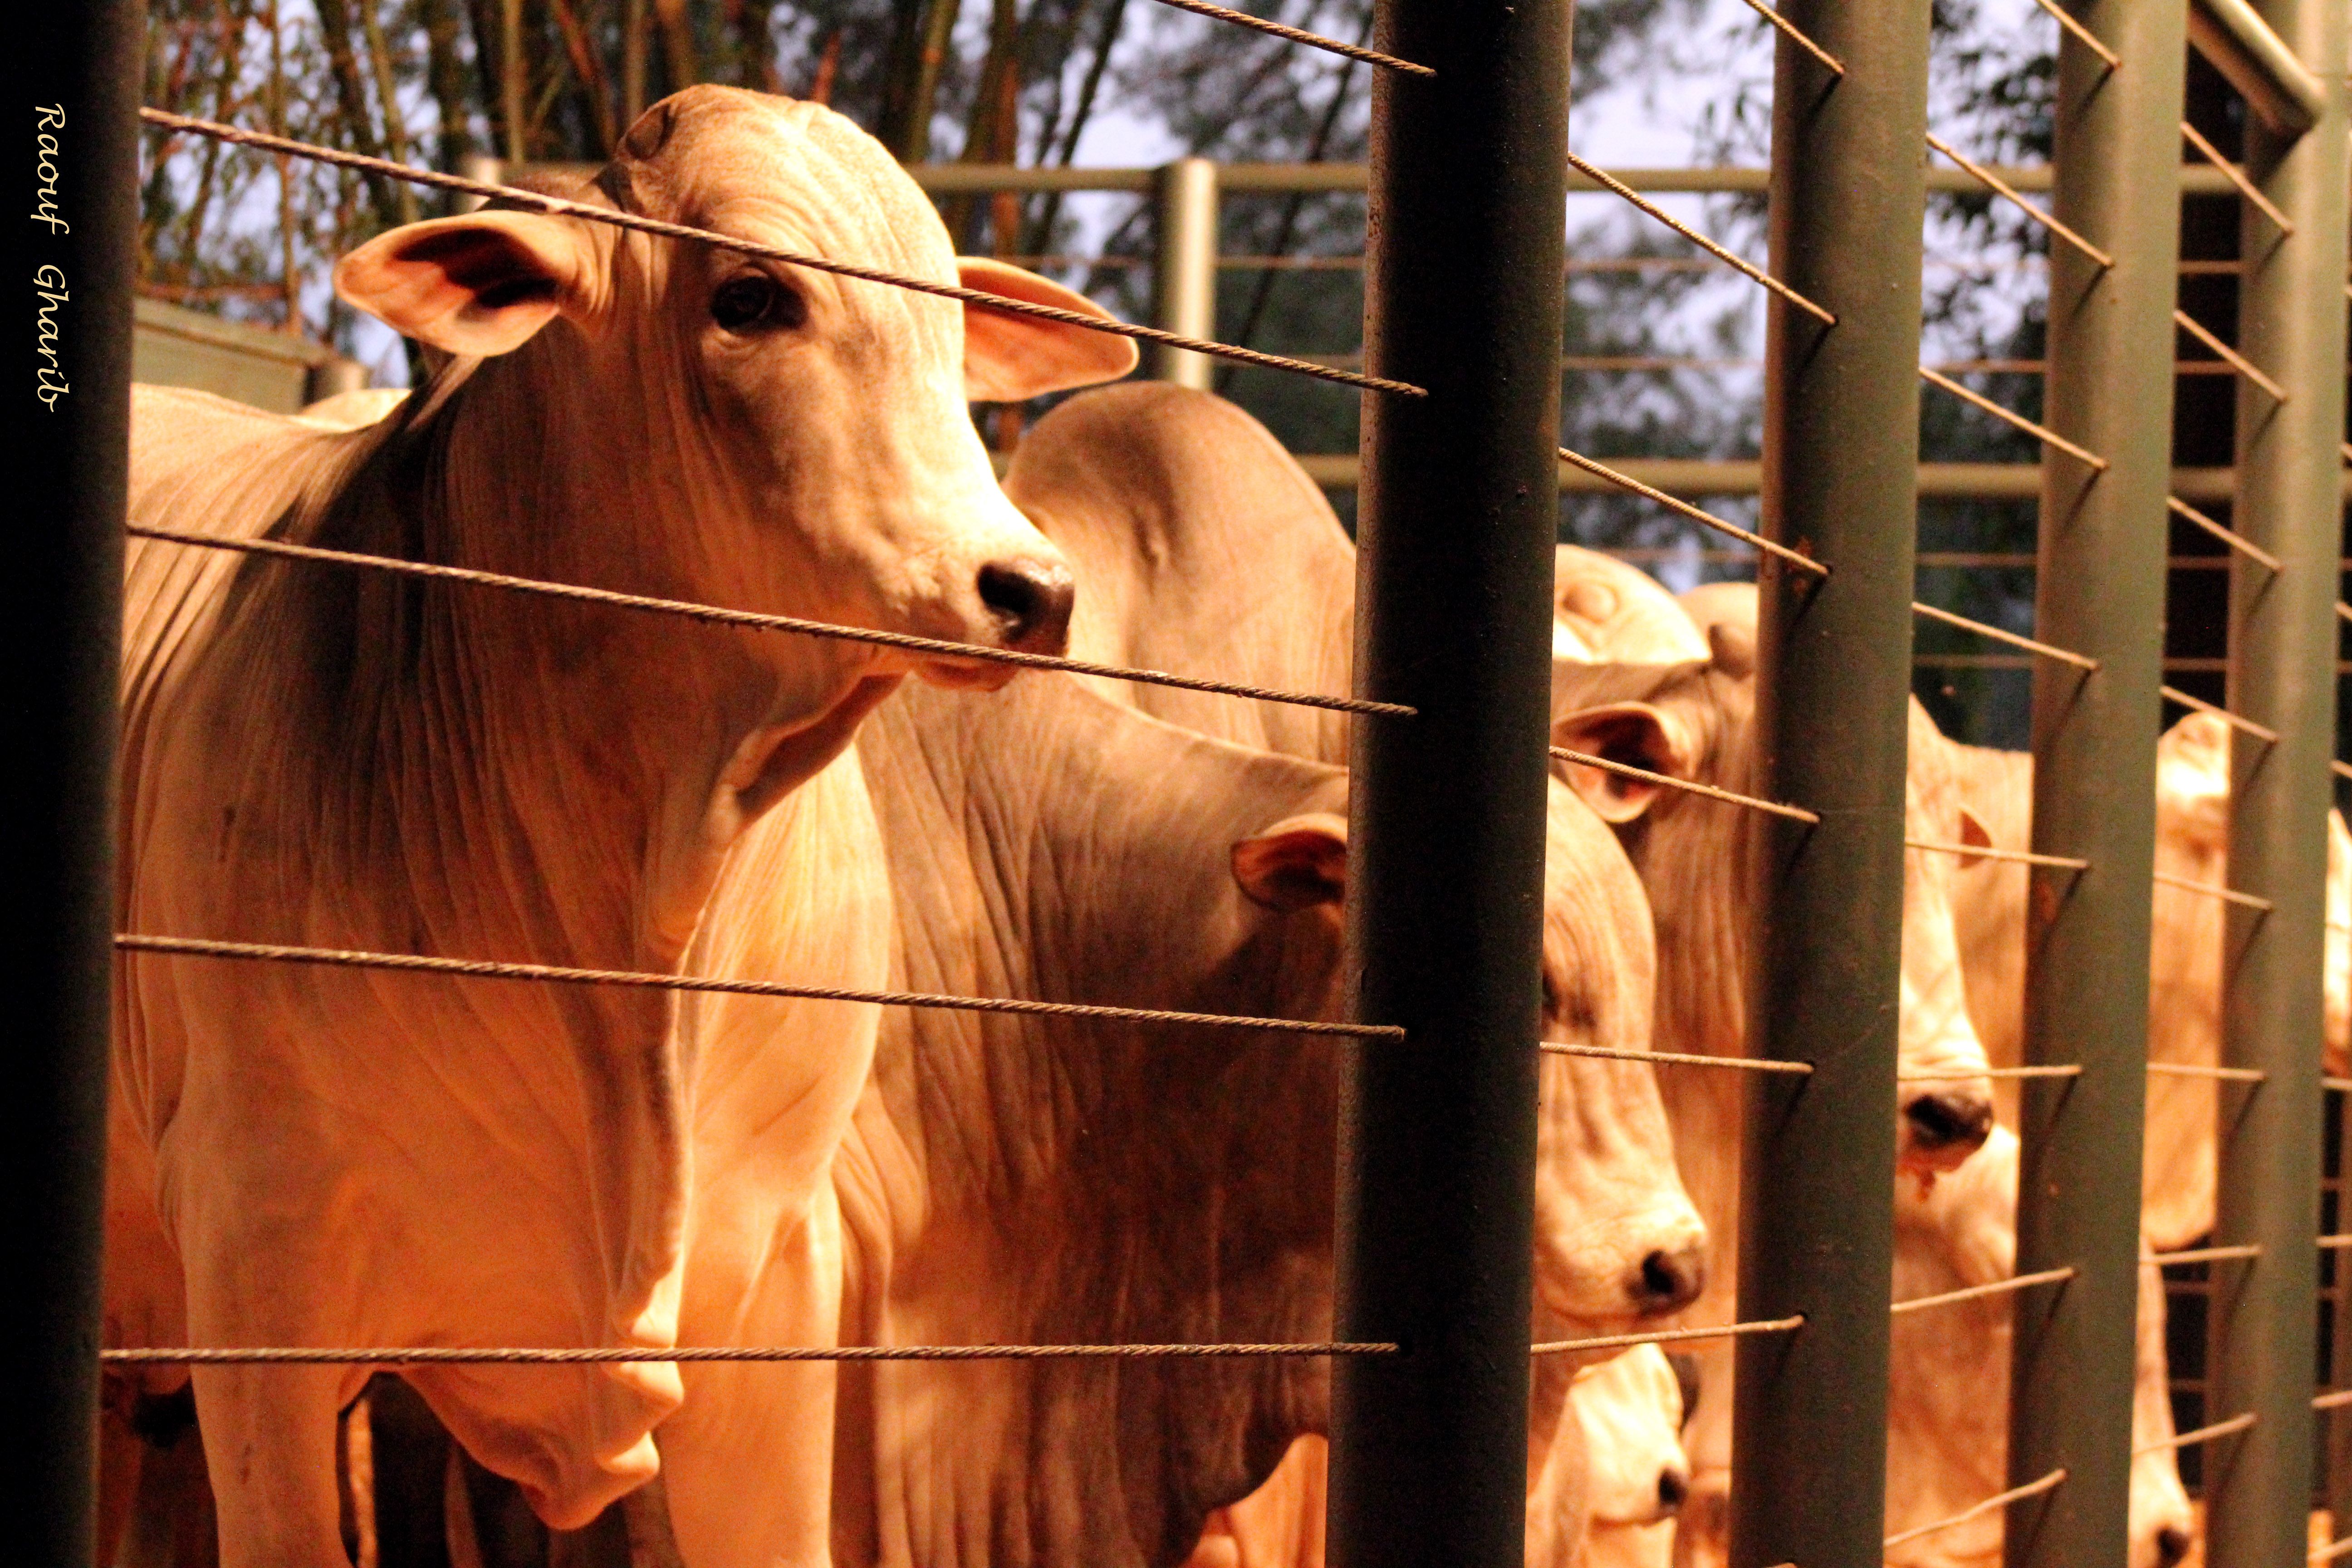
[977,558,1076,656]
[2155,1525,2191,1568]
[1903,1089,1993,1152]
[1657,1468,1688,1512]
[1635,1244,1705,1315]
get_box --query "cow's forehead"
[611,87,956,290]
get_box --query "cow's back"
[1007,383,1355,763]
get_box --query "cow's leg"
[192,1362,353,1568]
[659,1189,847,1568]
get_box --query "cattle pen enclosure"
[15,4,2352,1568]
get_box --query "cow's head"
[1530,778,1708,1328]
[334,87,1132,706]
[1548,618,1994,1176]
[1229,781,1706,1333]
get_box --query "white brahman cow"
[825,670,1701,1568]
[105,85,1131,1568]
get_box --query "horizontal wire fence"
[113,19,2347,1554]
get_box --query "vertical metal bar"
[13,6,138,1564]
[2332,1089,2352,1530]
[2005,8,2187,1568]
[1730,5,1927,1566]
[2207,0,2349,1560]
[1151,157,1219,389]
[1325,0,1568,1564]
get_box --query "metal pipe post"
[1151,157,1219,389]
[2004,9,2188,1568]
[1326,1,1568,1565]
[11,6,138,1563]
[2333,1088,2352,1530]
[1731,5,1927,1566]
[2206,1,2349,1561]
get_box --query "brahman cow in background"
[827,671,1701,1568]
[1565,1345,1691,1568]
[1537,578,1997,1563]
[1947,711,2352,1251]
[107,85,1130,1568]
[1884,1129,2193,1568]
[1682,585,2196,1567]
[1179,1345,1688,1568]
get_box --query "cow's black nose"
[1668,1351,1702,1428]
[1633,1244,1706,1316]
[1904,1089,1993,1153]
[2155,1525,2191,1567]
[978,558,1075,655]
[1657,1468,1689,1512]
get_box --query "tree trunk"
[1023,0,1127,255]
[548,0,619,152]
[416,0,477,177]
[655,0,698,90]
[726,0,781,92]
[462,0,510,159]
[358,1,423,222]
[944,0,1019,242]
[808,29,843,103]
[899,0,966,162]
[622,0,650,123]
[314,0,408,230]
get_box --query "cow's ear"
[957,258,1139,402]
[1551,703,1685,823]
[1232,813,1348,911]
[1955,805,1994,870]
[1707,619,1756,681]
[336,212,605,357]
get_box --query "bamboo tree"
[415,0,476,175]
[877,0,929,150]
[727,0,779,91]
[358,2,421,220]
[461,0,510,157]
[315,0,407,228]
[807,28,842,103]
[622,0,649,122]
[269,0,299,333]
[1022,0,1127,255]
[944,0,1019,242]
[656,0,697,90]
[176,2,246,277]
[500,0,525,159]
[548,0,618,152]
[898,0,964,161]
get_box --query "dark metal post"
[1327,0,1568,1563]
[7,7,138,1564]
[2004,9,2188,1568]
[2332,1089,2352,1530]
[1731,5,1927,1566]
[2207,0,2349,1561]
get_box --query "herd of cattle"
[94,87,2345,1568]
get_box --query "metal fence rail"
[2206,0,2350,1560]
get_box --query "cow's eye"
[711,274,805,333]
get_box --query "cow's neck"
[281,346,877,976]
[838,685,1343,1568]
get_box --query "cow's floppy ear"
[336,211,605,357]
[957,258,1139,402]
[1954,804,1994,870]
[1232,813,1348,911]
[1707,619,1756,681]
[1551,703,1685,823]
